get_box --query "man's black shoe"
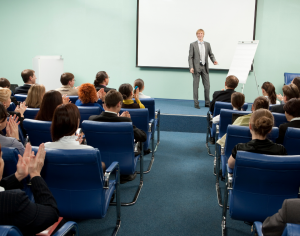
[194,105,200,109]
[144,148,151,155]
[120,173,137,184]
[205,104,210,107]
[209,137,215,144]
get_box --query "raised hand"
[62,94,71,105]
[277,94,283,101]
[6,115,20,140]
[15,102,27,117]
[134,88,140,100]
[15,143,32,181]
[120,111,131,118]
[76,133,84,144]
[97,88,107,101]
[28,143,46,179]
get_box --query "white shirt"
[212,108,238,124]
[198,40,205,65]
[44,136,94,149]
[139,92,151,99]
[265,96,280,105]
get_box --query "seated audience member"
[119,83,145,109]
[277,77,300,103]
[212,92,245,124]
[261,82,280,105]
[89,90,147,183]
[94,71,115,93]
[134,78,151,98]
[25,84,45,108]
[0,78,17,105]
[0,143,60,236]
[75,83,104,112]
[56,72,78,96]
[35,90,69,121]
[262,198,300,236]
[273,84,300,113]
[217,96,269,147]
[276,98,300,144]
[0,103,25,155]
[228,109,287,169]
[14,69,36,94]
[209,75,239,114]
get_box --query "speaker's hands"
[190,68,194,74]
[214,61,218,65]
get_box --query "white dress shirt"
[44,136,94,149]
[139,92,151,99]
[198,40,205,65]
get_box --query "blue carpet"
[77,132,251,235]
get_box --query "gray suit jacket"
[262,199,300,236]
[188,41,216,74]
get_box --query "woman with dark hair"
[276,98,300,144]
[292,77,300,91]
[119,83,145,109]
[94,71,115,93]
[35,90,70,121]
[0,103,25,155]
[228,109,287,169]
[262,82,280,105]
[75,83,104,112]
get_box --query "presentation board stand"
[227,41,259,94]
[33,55,64,91]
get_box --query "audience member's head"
[134,79,144,92]
[261,82,277,104]
[35,90,63,121]
[283,98,300,121]
[250,109,273,137]
[78,83,98,104]
[51,103,81,141]
[282,84,300,102]
[94,71,109,86]
[292,77,300,92]
[25,84,45,108]
[60,73,75,87]
[104,90,123,112]
[252,96,269,111]
[225,75,239,89]
[231,92,245,110]
[21,69,36,84]
[119,83,133,100]
[0,88,12,109]
[0,78,11,89]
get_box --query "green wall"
[0,0,299,102]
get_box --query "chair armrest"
[253,221,263,236]
[104,161,119,189]
[155,109,160,119]
[282,224,300,236]
[53,221,78,236]
[226,164,234,189]
[149,119,154,132]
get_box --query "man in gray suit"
[188,29,218,109]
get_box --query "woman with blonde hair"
[25,84,46,108]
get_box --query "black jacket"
[271,104,285,114]
[209,89,235,114]
[276,120,300,144]
[14,84,31,95]
[89,112,147,142]
[0,174,59,236]
[95,85,115,93]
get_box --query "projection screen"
[137,0,257,70]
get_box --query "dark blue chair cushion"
[273,113,288,127]
[284,73,300,85]
[68,96,78,104]
[23,108,39,120]
[77,106,101,127]
[283,127,300,155]
[0,226,23,236]
[23,119,52,146]
[14,95,27,102]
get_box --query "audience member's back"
[55,72,78,96]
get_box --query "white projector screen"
[137,0,257,70]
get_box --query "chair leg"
[215,147,223,208]
[154,119,160,152]
[221,176,229,236]
[112,169,121,236]
[213,156,217,176]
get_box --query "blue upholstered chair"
[14,94,27,102]
[68,96,78,104]
[120,108,154,173]
[23,108,39,120]
[0,222,78,236]
[77,106,102,127]
[7,102,16,112]
[283,127,300,155]
[82,121,143,206]
[284,72,300,85]
[31,147,120,235]
[221,151,300,235]
[272,112,288,127]
[216,125,279,208]
[253,221,300,236]
[23,119,52,146]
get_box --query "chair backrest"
[81,121,137,175]
[283,127,300,155]
[282,224,300,236]
[68,96,78,104]
[7,102,16,112]
[0,226,23,236]
[213,101,248,117]
[77,106,101,127]
[272,112,288,127]
[284,73,300,85]
[2,147,19,178]
[23,108,39,120]
[218,109,251,138]
[23,119,52,146]
[230,151,300,222]
[14,94,27,102]
[139,98,155,121]
[224,125,279,159]
[32,147,107,219]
